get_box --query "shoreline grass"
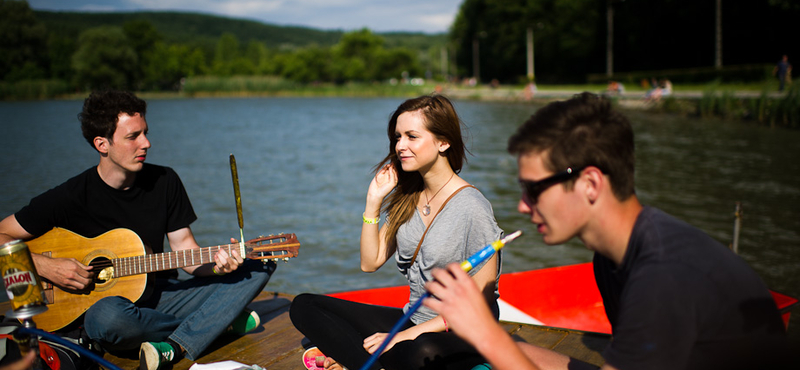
[2,77,797,128]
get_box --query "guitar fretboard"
[112,244,242,277]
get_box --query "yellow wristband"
[212,266,225,275]
[363,213,379,225]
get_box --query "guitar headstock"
[244,233,300,261]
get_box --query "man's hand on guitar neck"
[167,227,245,277]
[31,253,94,291]
[212,237,245,275]
[186,237,245,277]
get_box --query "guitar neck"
[112,244,243,277]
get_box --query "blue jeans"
[84,259,276,360]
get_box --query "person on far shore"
[524,80,537,101]
[774,55,792,91]
[424,92,791,370]
[604,80,624,96]
[645,78,672,102]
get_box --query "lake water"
[1,96,799,345]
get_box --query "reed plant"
[717,91,736,118]
[0,79,70,100]
[698,83,720,118]
[690,82,799,128]
[182,76,432,97]
[745,85,800,128]
[772,84,800,128]
[182,76,300,95]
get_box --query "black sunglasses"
[519,167,584,204]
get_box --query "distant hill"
[33,10,447,51]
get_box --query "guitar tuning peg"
[283,258,290,263]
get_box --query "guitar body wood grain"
[26,227,147,331]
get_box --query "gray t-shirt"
[395,186,503,324]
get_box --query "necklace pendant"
[422,204,431,216]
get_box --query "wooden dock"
[2,291,609,369]
[100,291,609,369]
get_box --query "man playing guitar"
[0,90,277,370]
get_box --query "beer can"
[0,240,48,318]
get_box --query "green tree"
[210,34,257,75]
[212,32,240,76]
[336,28,383,59]
[375,48,421,81]
[245,40,269,75]
[122,19,161,58]
[451,0,603,83]
[769,0,800,10]
[267,52,292,76]
[184,48,209,77]
[0,0,48,81]
[141,42,207,90]
[331,29,385,82]
[47,35,75,81]
[123,19,162,85]
[281,46,332,83]
[72,26,138,90]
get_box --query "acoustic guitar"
[24,227,300,331]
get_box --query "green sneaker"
[139,341,176,370]
[227,309,261,335]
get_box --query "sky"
[26,0,463,34]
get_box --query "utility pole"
[715,0,722,69]
[606,0,614,77]
[527,27,534,81]
[441,47,448,81]
[472,37,480,82]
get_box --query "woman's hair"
[377,94,468,248]
[78,90,147,151]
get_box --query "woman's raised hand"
[368,163,398,201]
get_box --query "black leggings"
[290,293,487,370]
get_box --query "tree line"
[5,0,800,95]
[1,0,434,93]
[449,0,800,84]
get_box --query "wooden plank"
[266,347,307,370]
[550,332,607,366]
[101,291,305,370]
[507,323,608,367]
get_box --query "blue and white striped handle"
[358,230,522,370]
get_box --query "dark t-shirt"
[777,60,791,77]
[15,164,197,280]
[594,207,789,370]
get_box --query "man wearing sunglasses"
[424,92,790,370]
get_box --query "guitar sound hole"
[89,257,114,284]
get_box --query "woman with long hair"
[290,94,503,370]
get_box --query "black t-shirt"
[16,164,197,280]
[593,207,790,370]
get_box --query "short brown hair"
[78,90,147,151]
[508,92,635,200]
